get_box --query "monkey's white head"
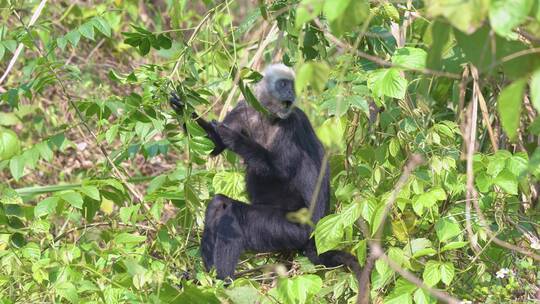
[255,63,296,119]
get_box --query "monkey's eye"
[278,79,288,88]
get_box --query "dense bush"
[1,0,540,303]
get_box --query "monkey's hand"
[169,92,184,115]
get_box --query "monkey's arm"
[170,93,226,156]
[216,124,289,177]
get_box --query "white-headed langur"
[170,63,361,282]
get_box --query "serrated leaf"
[423,261,442,287]
[440,262,455,285]
[276,274,322,304]
[497,79,526,141]
[34,197,59,217]
[55,282,79,303]
[435,218,462,242]
[414,288,436,304]
[392,47,427,70]
[494,169,518,194]
[368,68,408,99]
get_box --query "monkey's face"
[262,77,296,119]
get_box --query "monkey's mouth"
[282,100,293,108]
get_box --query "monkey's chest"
[243,120,282,150]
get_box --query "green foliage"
[1,0,540,303]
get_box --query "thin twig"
[0,0,48,85]
[314,19,461,80]
[471,66,498,151]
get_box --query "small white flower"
[496,268,510,279]
[531,240,540,250]
[77,142,88,151]
[460,301,472,304]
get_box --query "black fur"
[170,94,361,281]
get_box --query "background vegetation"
[1,0,540,303]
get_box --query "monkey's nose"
[282,100,293,108]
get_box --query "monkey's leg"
[202,195,246,280]
[239,206,312,253]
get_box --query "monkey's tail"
[303,240,362,282]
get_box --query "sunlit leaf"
[497,79,526,141]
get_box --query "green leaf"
[55,282,79,303]
[368,68,408,99]
[60,191,84,209]
[414,288,436,304]
[0,128,21,161]
[276,274,322,304]
[384,293,412,304]
[139,38,151,55]
[435,218,462,242]
[79,22,95,40]
[489,0,533,38]
[327,0,369,35]
[494,169,518,194]
[91,16,112,37]
[65,30,81,47]
[441,241,468,252]
[80,186,100,201]
[295,61,330,95]
[497,79,526,141]
[34,197,59,217]
[323,0,351,21]
[531,69,540,113]
[114,232,146,245]
[157,34,172,49]
[440,262,455,285]
[316,116,346,151]
[392,47,428,70]
[295,0,324,27]
[425,0,490,34]
[9,155,25,181]
[238,79,270,116]
[314,214,342,254]
[57,37,68,50]
[423,261,442,287]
